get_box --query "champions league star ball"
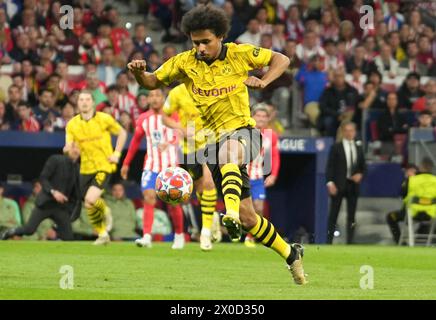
[155,167,194,204]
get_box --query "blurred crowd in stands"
[0,0,434,142]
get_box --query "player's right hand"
[121,165,129,180]
[127,60,147,74]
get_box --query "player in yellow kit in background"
[162,83,221,251]
[64,90,127,245]
[127,5,307,284]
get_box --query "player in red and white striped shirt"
[246,104,280,247]
[121,88,185,249]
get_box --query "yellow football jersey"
[154,43,272,141]
[66,112,122,174]
[163,83,205,154]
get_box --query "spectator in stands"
[106,6,130,55]
[282,39,301,72]
[10,33,38,63]
[417,35,435,68]
[413,79,436,112]
[222,0,245,43]
[285,5,304,42]
[0,8,13,56]
[416,110,435,129]
[86,0,106,34]
[387,31,406,63]
[2,144,82,241]
[233,0,256,26]
[377,92,408,142]
[52,26,80,65]
[127,70,140,97]
[17,101,40,132]
[116,37,135,68]
[33,88,59,127]
[85,71,107,105]
[55,61,74,96]
[298,0,320,22]
[345,44,375,75]
[407,10,424,38]
[326,121,366,244]
[119,111,133,133]
[296,30,325,63]
[318,69,359,137]
[97,47,122,87]
[363,35,378,62]
[0,182,21,237]
[78,32,101,65]
[397,72,425,110]
[0,101,11,130]
[20,179,55,240]
[236,18,261,46]
[136,91,149,114]
[145,50,162,72]
[386,163,418,244]
[271,22,286,52]
[162,45,177,63]
[339,0,364,40]
[322,39,340,74]
[98,85,120,120]
[255,7,272,34]
[374,44,400,81]
[46,73,67,107]
[352,81,387,131]
[346,68,365,95]
[400,41,428,76]
[264,103,283,135]
[295,54,328,127]
[105,182,138,241]
[4,84,22,124]
[53,103,75,131]
[338,20,358,54]
[320,8,339,42]
[132,22,154,59]
[21,59,38,104]
[384,0,404,32]
[116,72,138,120]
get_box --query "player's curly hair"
[181,5,230,38]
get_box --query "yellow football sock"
[220,164,242,215]
[86,198,107,236]
[201,188,217,230]
[249,214,291,259]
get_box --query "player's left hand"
[244,76,267,89]
[264,175,277,187]
[108,154,120,164]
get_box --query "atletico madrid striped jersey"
[123,110,179,173]
[247,129,280,180]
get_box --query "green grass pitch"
[1,241,436,300]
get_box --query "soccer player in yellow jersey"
[127,5,307,284]
[64,90,127,245]
[162,83,220,251]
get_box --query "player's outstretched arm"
[261,51,290,87]
[110,127,128,163]
[127,60,163,90]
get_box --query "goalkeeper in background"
[64,90,127,245]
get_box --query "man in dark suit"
[1,144,81,241]
[326,121,366,244]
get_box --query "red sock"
[143,203,154,235]
[168,205,184,234]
